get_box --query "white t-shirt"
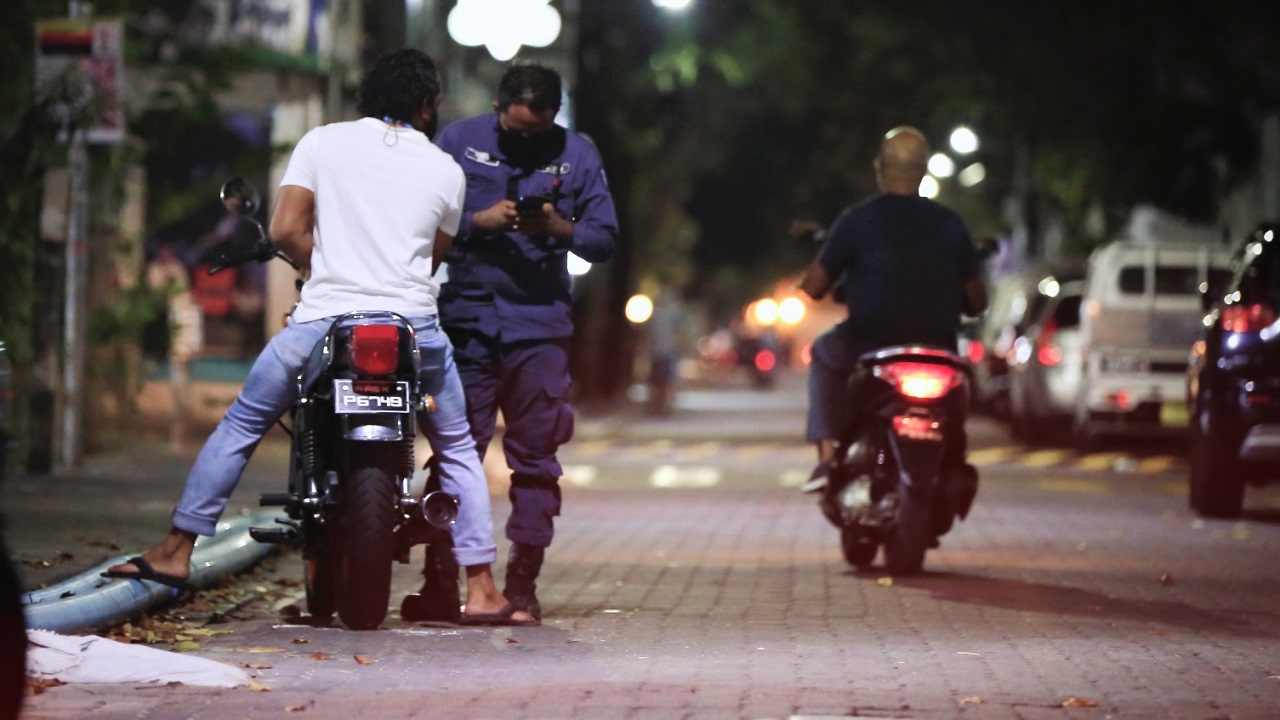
[279,117,465,323]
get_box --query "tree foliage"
[580,0,1280,320]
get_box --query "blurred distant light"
[927,153,955,178]
[652,0,693,9]
[1038,276,1060,298]
[919,175,940,198]
[778,297,806,325]
[567,252,591,276]
[949,126,979,154]
[626,294,654,324]
[752,298,779,326]
[958,162,986,187]
[447,0,561,62]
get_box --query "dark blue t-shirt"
[818,193,979,353]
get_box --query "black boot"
[503,543,544,620]
[400,540,461,623]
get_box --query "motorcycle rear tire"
[337,465,398,630]
[839,525,878,569]
[884,490,932,576]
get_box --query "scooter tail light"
[350,324,400,376]
[1220,303,1276,333]
[875,361,961,400]
[1035,318,1061,366]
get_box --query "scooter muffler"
[421,491,458,529]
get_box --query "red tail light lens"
[876,362,961,400]
[1035,318,1061,366]
[1221,303,1276,333]
[965,340,985,366]
[350,324,400,376]
[754,348,777,373]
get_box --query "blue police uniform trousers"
[447,330,573,549]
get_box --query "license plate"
[334,380,411,414]
[1159,401,1189,427]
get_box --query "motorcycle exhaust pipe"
[421,491,458,529]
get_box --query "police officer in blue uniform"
[433,64,619,619]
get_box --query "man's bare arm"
[269,185,316,275]
[798,262,834,301]
[962,276,989,316]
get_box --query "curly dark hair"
[356,49,441,124]
[497,64,562,113]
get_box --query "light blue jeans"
[171,314,497,567]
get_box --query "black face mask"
[497,124,566,169]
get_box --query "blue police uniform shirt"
[435,114,619,342]
[818,193,979,353]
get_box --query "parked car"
[1187,222,1280,518]
[1007,279,1085,444]
[1073,239,1234,450]
[972,265,1084,417]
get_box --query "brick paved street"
[9,374,1280,719]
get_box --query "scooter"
[207,178,459,629]
[818,345,979,575]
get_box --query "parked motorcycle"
[208,178,459,630]
[818,345,979,575]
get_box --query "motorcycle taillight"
[350,324,400,376]
[1220,303,1276,333]
[875,361,961,400]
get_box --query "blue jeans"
[171,315,497,567]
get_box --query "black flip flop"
[458,602,540,627]
[100,556,196,592]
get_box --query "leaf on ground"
[310,652,328,661]
[504,637,521,644]
[236,646,286,654]
[172,640,202,652]
[959,696,983,704]
[285,704,307,712]
[24,677,66,696]
[241,662,273,670]
[1156,573,1175,585]
[292,637,311,644]
[274,576,303,587]
[353,655,375,665]
[876,577,893,586]
[247,680,271,692]
[1062,697,1098,708]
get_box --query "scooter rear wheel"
[884,491,932,576]
[337,465,398,630]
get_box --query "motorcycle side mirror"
[220,177,262,217]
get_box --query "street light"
[918,175,941,198]
[447,0,562,62]
[927,153,955,178]
[652,0,693,10]
[949,126,979,154]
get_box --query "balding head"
[875,126,930,194]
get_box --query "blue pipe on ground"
[22,514,278,633]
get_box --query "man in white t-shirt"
[104,49,535,626]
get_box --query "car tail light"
[754,348,777,373]
[1220,303,1276,333]
[1036,318,1061,366]
[350,324,400,376]
[965,339,985,366]
[875,362,961,400]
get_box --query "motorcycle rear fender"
[297,311,421,397]
[341,412,414,442]
[883,429,947,502]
